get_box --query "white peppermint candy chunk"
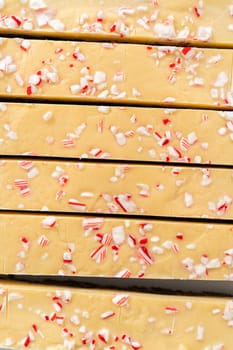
[184,192,193,208]
[15,73,24,87]
[8,292,23,301]
[112,225,125,245]
[196,325,205,340]
[154,22,176,38]
[226,121,233,131]
[70,315,80,325]
[46,71,59,83]
[201,175,212,187]
[212,344,225,350]
[48,19,65,32]
[41,216,57,228]
[206,258,221,269]
[0,103,7,112]
[97,89,109,98]
[29,0,47,10]
[195,264,206,277]
[70,84,80,95]
[207,54,222,64]
[218,111,233,121]
[27,167,39,179]
[187,131,198,145]
[63,340,75,350]
[224,248,233,256]
[28,74,41,86]
[93,71,106,84]
[20,39,31,51]
[97,106,110,114]
[6,130,18,140]
[177,26,190,39]
[115,132,126,146]
[36,13,50,27]
[197,26,212,41]
[213,72,228,87]
[42,111,53,121]
[218,127,227,135]
[112,293,129,306]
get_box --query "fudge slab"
[0,0,233,47]
[0,281,232,349]
[1,103,233,165]
[0,159,232,219]
[1,213,233,280]
[0,38,233,107]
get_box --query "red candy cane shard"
[23,335,30,348]
[82,217,104,231]
[18,160,34,170]
[128,234,137,247]
[165,306,179,314]
[37,235,49,247]
[98,329,109,344]
[112,293,129,306]
[11,15,22,26]
[14,179,31,196]
[58,174,69,186]
[68,198,87,211]
[100,311,116,320]
[113,194,136,213]
[180,137,190,151]
[41,216,57,228]
[20,236,30,250]
[14,179,29,189]
[63,251,73,264]
[32,324,38,333]
[55,189,65,201]
[193,6,201,17]
[137,246,154,265]
[90,244,107,263]
[115,269,132,278]
[101,233,112,246]
[62,139,76,147]
[176,232,184,240]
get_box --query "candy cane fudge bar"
[1,213,233,280]
[0,38,233,107]
[1,103,233,165]
[0,159,232,218]
[0,0,233,47]
[0,281,232,349]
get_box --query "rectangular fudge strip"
[1,103,233,165]
[0,38,233,108]
[1,213,233,280]
[0,281,232,349]
[0,0,233,47]
[0,159,232,219]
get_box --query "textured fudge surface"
[0,0,232,47]
[0,38,232,107]
[0,281,232,349]
[0,159,233,218]
[0,103,233,165]
[1,213,233,280]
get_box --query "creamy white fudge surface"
[0,103,233,165]
[0,0,232,47]
[0,159,233,218]
[0,281,232,349]
[0,38,232,107]
[1,213,233,280]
